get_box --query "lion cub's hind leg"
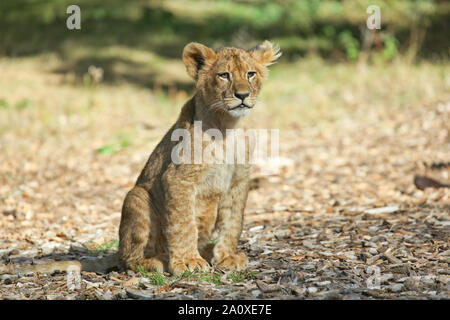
[119,186,164,272]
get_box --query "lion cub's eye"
[218,72,230,80]
[247,71,257,79]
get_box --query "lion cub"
[119,41,281,275]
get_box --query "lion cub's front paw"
[213,252,248,270]
[169,256,210,276]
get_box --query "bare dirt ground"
[0,57,449,300]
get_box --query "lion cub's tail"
[0,253,119,275]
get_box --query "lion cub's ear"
[248,41,282,67]
[183,42,217,80]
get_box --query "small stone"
[273,230,290,239]
[303,241,316,249]
[251,290,260,298]
[324,291,342,299]
[117,289,128,299]
[65,294,78,300]
[255,280,281,293]
[316,281,331,287]
[379,273,394,283]
[307,287,318,294]
[21,249,38,257]
[249,225,264,232]
[396,277,409,282]
[301,264,315,271]
[343,252,357,260]
[364,206,399,214]
[126,289,153,300]
[305,277,320,283]
[343,294,361,300]
[437,269,450,275]
[0,274,18,284]
[83,280,101,289]
[421,275,436,285]
[366,254,382,265]
[101,290,114,300]
[40,243,59,255]
[364,241,377,248]
[390,284,404,292]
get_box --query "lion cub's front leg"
[163,169,210,276]
[211,177,249,270]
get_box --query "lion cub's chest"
[199,165,234,196]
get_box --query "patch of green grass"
[137,267,169,286]
[179,269,224,285]
[96,133,132,155]
[136,265,148,276]
[85,239,119,255]
[226,269,258,283]
[135,266,257,287]
[15,99,32,110]
[0,99,9,109]
[96,144,117,155]
[149,272,169,286]
[119,134,131,148]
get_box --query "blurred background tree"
[0,0,448,132]
[1,0,448,89]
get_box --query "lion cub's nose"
[234,92,249,101]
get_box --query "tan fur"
[119,41,281,275]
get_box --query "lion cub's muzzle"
[225,97,254,117]
[226,103,252,111]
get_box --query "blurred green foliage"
[15,99,33,111]
[0,0,448,62]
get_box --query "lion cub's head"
[182,41,281,118]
